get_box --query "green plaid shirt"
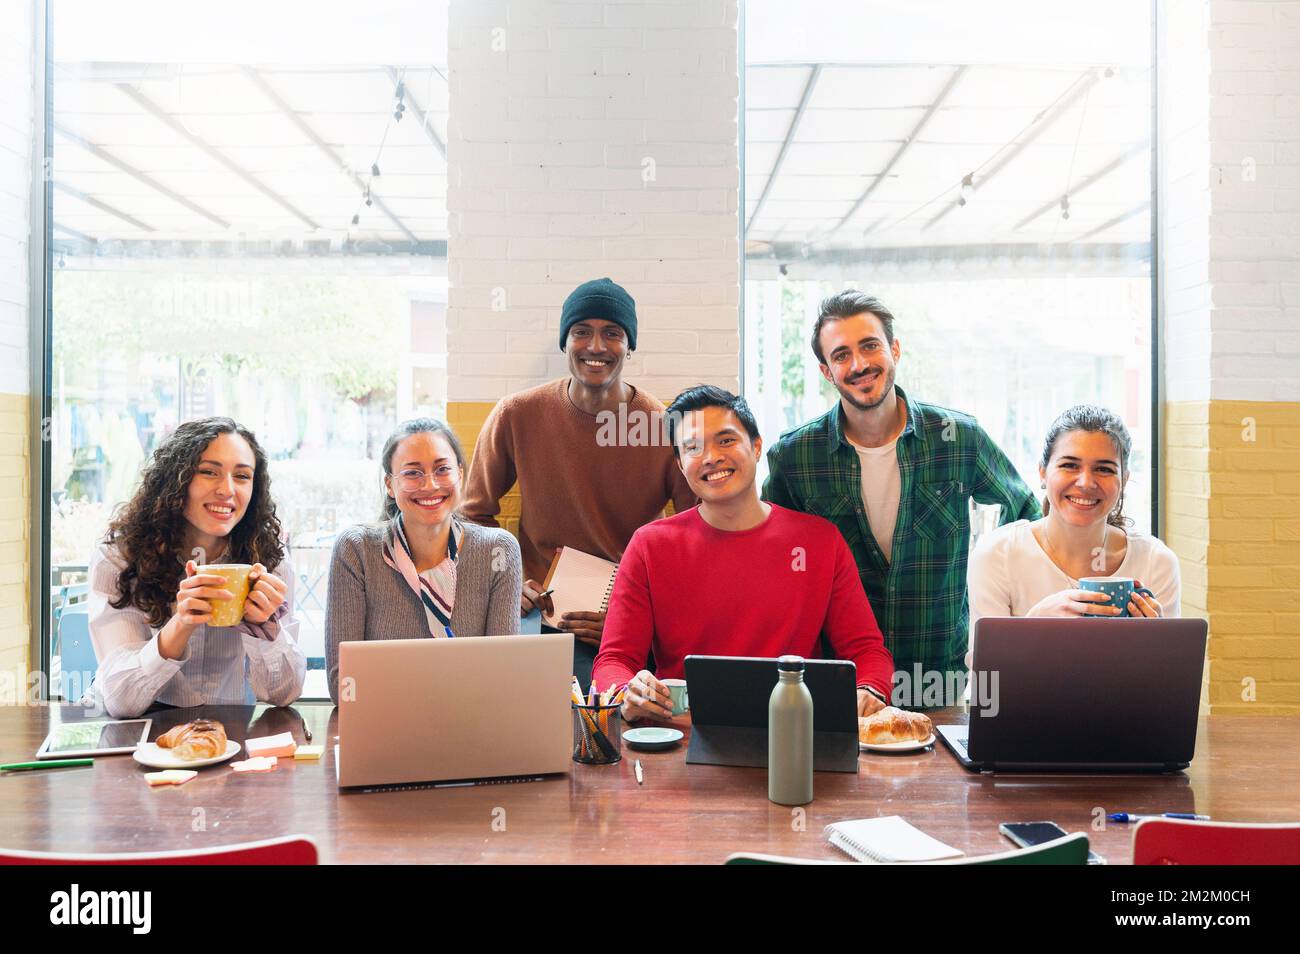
[762,386,1040,675]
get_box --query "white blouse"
[87,543,306,718]
[968,520,1182,626]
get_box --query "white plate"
[133,739,242,770]
[859,733,935,754]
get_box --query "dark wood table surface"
[2,703,1297,864]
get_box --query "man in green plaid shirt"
[763,291,1039,690]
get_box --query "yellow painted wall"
[448,396,679,544]
[448,400,522,537]
[1167,399,1300,715]
[0,392,29,700]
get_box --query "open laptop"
[683,655,860,772]
[937,617,1208,773]
[337,634,573,790]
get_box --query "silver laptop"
[337,634,574,789]
[937,617,1208,773]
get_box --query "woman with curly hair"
[88,417,305,717]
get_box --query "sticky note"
[230,756,278,773]
[244,732,297,759]
[145,770,197,786]
[293,745,324,761]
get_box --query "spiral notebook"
[824,816,963,863]
[541,547,619,625]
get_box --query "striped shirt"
[88,543,306,718]
[762,386,1040,675]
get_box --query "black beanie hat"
[559,278,637,351]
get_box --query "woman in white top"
[968,405,1180,657]
[88,417,305,717]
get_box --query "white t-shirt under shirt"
[968,519,1182,624]
[847,435,902,563]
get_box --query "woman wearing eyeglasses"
[325,418,523,704]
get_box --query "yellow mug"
[204,564,252,628]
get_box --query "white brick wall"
[446,0,740,404]
[1163,0,1300,403]
[0,0,33,399]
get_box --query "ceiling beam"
[115,82,321,231]
[922,70,1101,232]
[1074,202,1149,242]
[54,182,155,232]
[819,64,967,241]
[54,124,231,229]
[53,222,97,244]
[746,64,821,236]
[241,67,417,241]
[1013,141,1148,231]
[386,66,446,161]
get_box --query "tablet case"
[683,655,860,773]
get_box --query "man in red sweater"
[594,385,895,723]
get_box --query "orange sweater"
[462,379,698,585]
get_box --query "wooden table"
[2,703,1297,864]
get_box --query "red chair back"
[0,835,318,865]
[1133,819,1300,865]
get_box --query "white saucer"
[859,733,935,754]
[133,739,242,770]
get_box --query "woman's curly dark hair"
[104,417,285,627]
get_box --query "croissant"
[156,719,228,760]
[859,707,933,745]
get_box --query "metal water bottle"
[768,655,814,805]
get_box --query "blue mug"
[1078,577,1155,617]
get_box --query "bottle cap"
[776,655,805,672]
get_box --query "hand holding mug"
[1028,589,1121,618]
[173,560,235,630]
[621,669,673,723]
[242,563,287,626]
[1126,579,1163,618]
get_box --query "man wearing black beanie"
[462,278,696,689]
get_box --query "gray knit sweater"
[325,520,522,703]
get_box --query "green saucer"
[623,727,684,751]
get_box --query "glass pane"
[743,0,1154,534]
[48,0,449,700]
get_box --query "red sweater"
[593,504,894,695]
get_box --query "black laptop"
[937,617,1208,773]
[683,655,860,773]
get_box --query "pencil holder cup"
[572,704,622,765]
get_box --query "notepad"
[231,757,278,773]
[824,816,963,863]
[144,770,197,787]
[245,732,297,759]
[541,547,619,625]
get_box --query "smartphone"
[1000,821,1107,864]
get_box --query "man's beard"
[836,364,895,412]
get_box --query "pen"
[443,625,456,639]
[1107,812,1211,823]
[634,759,643,785]
[1,758,94,771]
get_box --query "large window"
[46,1,449,699]
[742,0,1155,534]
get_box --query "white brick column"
[445,0,740,407]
